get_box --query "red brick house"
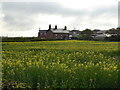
[38,25,69,40]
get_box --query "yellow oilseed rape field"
[2,40,120,88]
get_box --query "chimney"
[64,26,67,30]
[55,25,57,30]
[39,28,40,32]
[49,24,51,30]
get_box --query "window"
[44,33,46,35]
[73,32,76,34]
[55,34,58,36]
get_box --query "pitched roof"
[39,30,48,32]
[51,30,69,34]
[39,28,69,34]
[51,28,69,34]
[96,30,107,34]
[70,30,81,33]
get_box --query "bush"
[2,37,59,42]
[105,35,120,42]
[77,35,93,40]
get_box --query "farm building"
[91,30,111,40]
[38,24,69,40]
[69,30,81,39]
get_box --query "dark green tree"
[81,29,93,35]
[106,28,116,34]
[78,29,93,40]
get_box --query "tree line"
[2,28,120,42]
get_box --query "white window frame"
[55,34,58,36]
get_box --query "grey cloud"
[2,2,87,16]
[2,2,88,31]
[89,6,117,18]
[2,2,117,31]
[3,2,117,17]
[118,2,120,26]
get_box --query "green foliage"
[81,29,93,35]
[2,37,41,42]
[77,34,93,40]
[76,29,94,40]
[105,35,120,41]
[106,28,117,34]
[2,37,64,42]
[2,40,119,88]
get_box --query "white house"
[92,30,111,40]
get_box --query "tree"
[106,28,117,34]
[81,29,93,35]
[78,29,93,40]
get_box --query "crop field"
[2,40,120,88]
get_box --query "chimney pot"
[55,25,57,30]
[49,24,51,30]
[64,26,67,30]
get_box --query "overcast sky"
[0,0,119,37]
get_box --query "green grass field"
[2,40,120,88]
